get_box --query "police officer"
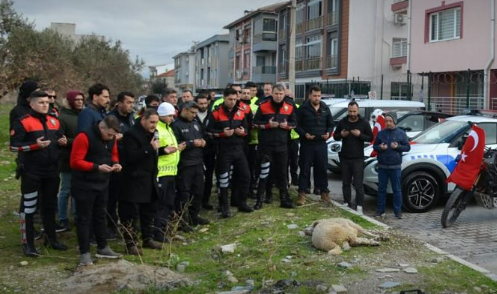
[207,88,254,218]
[10,91,68,257]
[253,84,297,209]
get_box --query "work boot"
[191,216,210,225]
[296,191,306,206]
[238,193,254,213]
[279,190,295,209]
[264,188,273,204]
[44,234,68,251]
[23,244,40,258]
[22,213,39,257]
[219,188,231,218]
[125,244,143,256]
[254,190,264,210]
[143,239,163,250]
[320,191,332,204]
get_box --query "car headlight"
[330,143,341,152]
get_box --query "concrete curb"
[332,200,497,282]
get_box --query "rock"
[332,284,348,293]
[404,267,418,274]
[474,287,482,292]
[175,235,186,242]
[179,261,190,266]
[282,258,291,263]
[399,263,410,267]
[118,284,133,291]
[286,213,295,217]
[298,231,306,237]
[245,279,255,286]
[265,279,275,286]
[378,275,393,279]
[199,228,209,233]
[338,262,352,269]
[291,271,297,277]
[176,264,186,273]
[222,270,234,277]
[227,276,239,283]
[316,284,328,292]
[217,291,249,294]
[287,224,299,230]
[379,282,401,289]
[19,261,28,266]
[231,285,253,291]
[221,243,236,253]
[376,268,400,273]
[431,257,444,263]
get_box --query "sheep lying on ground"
[305,218,382,255]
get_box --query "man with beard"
[57,90,85,232]
[194,94,216,210]
[333,101,373,215]
[120,109,163,255]
[295,85,334,206]
[253,84,297,209]
[77,83,110,133]
[106,92,136,239]
[172,101,210,226]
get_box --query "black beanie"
[19,80,39,100]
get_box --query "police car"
[326,100,426,173]
[362,114,497,213]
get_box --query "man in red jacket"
[71,115,123,266]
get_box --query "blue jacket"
[77,104,106,133]
[373,127,410,169]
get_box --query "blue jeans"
[58,172,76,221]
[377,168,402,213]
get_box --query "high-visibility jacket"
[249,102,259,145]
[290,103,300,140]
[157,120,180,177]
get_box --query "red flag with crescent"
[446,125,486,190]
[370,114,386,157]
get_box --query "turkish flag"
[446,125,486,190]
[370,115,386,157]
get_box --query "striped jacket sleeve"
[9,120,40,152]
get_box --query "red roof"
[157,69,175,78]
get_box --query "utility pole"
[288,0,296,96]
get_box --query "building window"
[307,0,323,20]
[392,38,407,58]
[328,0,338,13]
[391,82,410,100]
[296,3,305,24]
[263,18,277,32]
[306,35,322,59]
[429,7,461,42]
[296,38,303,60]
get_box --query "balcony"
[252,65,277,83]
[326,55,338,69]
[253,33,277,52]
[296,57,322,71]
[327,11,339,26]
[306,16,323,32]
[296,22,305,34]
[391,0,408,13]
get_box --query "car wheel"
[402,171,440,213]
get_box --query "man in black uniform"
[10,91,68,257]
[172,101,210,226]
[253,84,297,209]
[207,88,254,218]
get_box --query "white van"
[326,99,426,173]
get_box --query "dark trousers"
[176,164,204,219]
[119,200,156,245]
[257,146,288,193]
[288,139,299,183]
[230,143,250,204]
[155,176,176,234]
[298,142,328,192]
[107,172,123,230]
[217,146,250,204]
[202,150,216,206]
[248,144,259,189]
[340,157,365,206]
[73,187,108,254]
[20,173,59,248]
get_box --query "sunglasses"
[48,95,57,99]
[236,91,242,94]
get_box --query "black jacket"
[171,116,204,168]
[10,111,62,177]
[194,109,216,153]
[9,98,31,131]
[108,108,135,162]
[207,103,249,148]
[121,122,159,203]
[333,115,374,159]
[58,107,80,172]
[296,100,334,144]
[253,98,297,149]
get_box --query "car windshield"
[413,120,468,144]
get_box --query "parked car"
[326,100,426,173]
[397,111,453,138]
[362,114,497,213]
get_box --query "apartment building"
[195,34,230,91]
[173,48,196,93]
[277,0,416,100]
[410,0,497,113]
[225,2,290,85]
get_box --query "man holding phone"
[333,101,373,214]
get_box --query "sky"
[12,0,287,77]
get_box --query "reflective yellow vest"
[249,97,259,145]
[290,103,300,140]
[211,97,223,111]
[157,120,180,177]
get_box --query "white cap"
[157,102,175,116]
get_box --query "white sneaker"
[343,202,350,208]
[356,206,363,215]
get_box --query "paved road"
[324,172,497,275]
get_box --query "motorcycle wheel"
[441,186,469,228]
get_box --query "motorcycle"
[441,147,497,228]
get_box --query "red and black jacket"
[207,103,248,147]
[253,97,297,148]
[10,111,62,176]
